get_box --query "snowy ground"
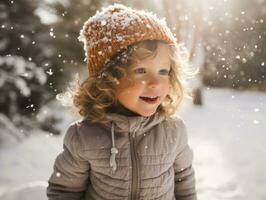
[0,87,265,200]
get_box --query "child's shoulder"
[61,119,101,158]
[66,118,105,136]
[162,115,188,143]
[63,119,108,150]
[68,118,103,131]
[164,114,187,130]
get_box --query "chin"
[138,110,156,117]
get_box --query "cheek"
[115,77,132,94]
[160,81,171,102]
[162,79,171,93]
[116,82,143,100]
[116,90,130,106]
[165,85,170,95]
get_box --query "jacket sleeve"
[173,118,197,200]
[47,123,90,200]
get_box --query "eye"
[159,69,170,75]
[133,68,146,74]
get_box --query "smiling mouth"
[139,96,159,104]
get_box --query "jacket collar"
[105,111,166,136]
[104,111,166,173]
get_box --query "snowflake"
[46,69,53,76]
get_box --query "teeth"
[142,96,158,98]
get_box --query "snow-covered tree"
[0,0,61,126]
[42,0,103,81]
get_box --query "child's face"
[116,42,171,117]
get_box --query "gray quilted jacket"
[47,112,197,200]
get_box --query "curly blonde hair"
[65,40,191,123]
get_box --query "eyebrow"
[160,65,171,69]
[130,61,171,68]
[160,62,171,67]
[132,65,170,69]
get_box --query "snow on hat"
[78,3,177,77]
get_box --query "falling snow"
[46,69,53,76]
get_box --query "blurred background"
[0,0,265,199]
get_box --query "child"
[47,3,197,200]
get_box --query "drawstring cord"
[110,122,118,173]
[109,118,144,173]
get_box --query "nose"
[147,75,161,89]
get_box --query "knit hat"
[78,3,177,77]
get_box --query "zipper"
[129,130,140,200]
